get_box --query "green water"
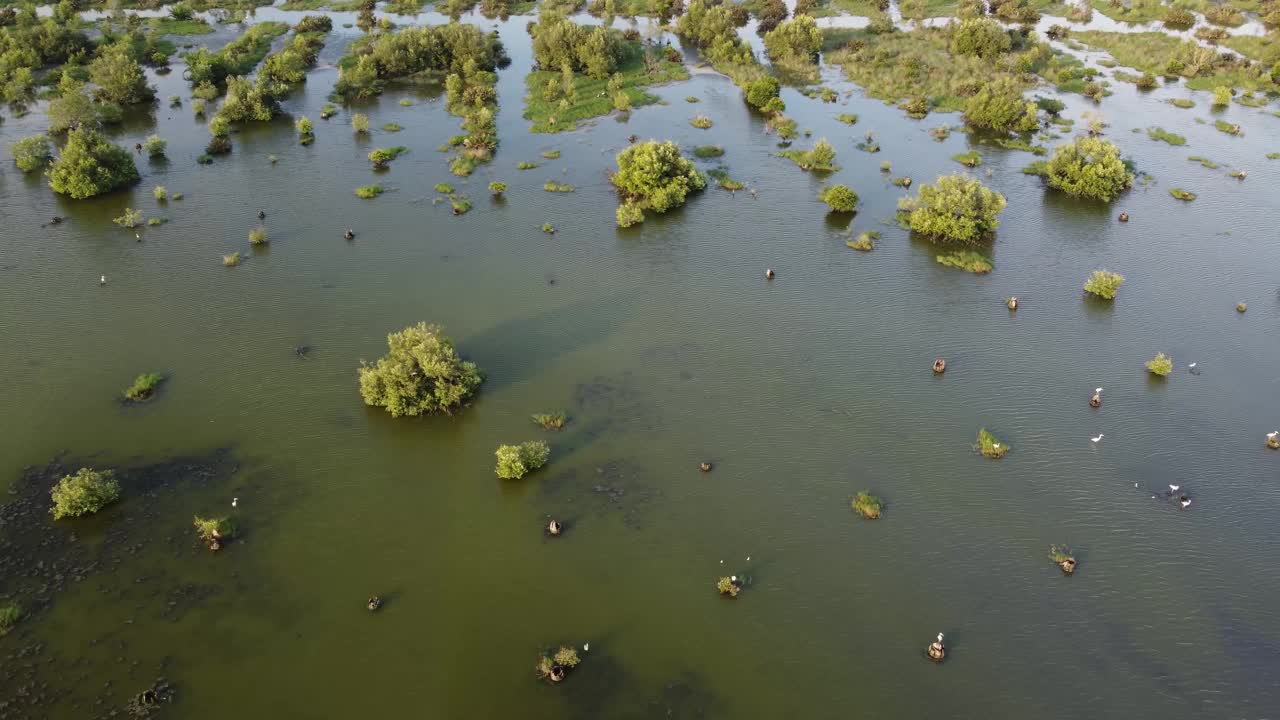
[2,7,1280,718]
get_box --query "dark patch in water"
[539,460,659,530]
[561,653,717,720]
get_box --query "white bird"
[1091,434,1104,443]
[1169,484,1180,492]
[936,633,944,643]
[1095,388,1103,394]
[746,556,750,562]
[1267,431,1278,439]
[231,497,238,508]
[731,575,737,582]
[583,643,589,652]
[99,275,107,285]
[719,559,723,564]
[992,443,1001,449]
[1180,498,1192,509]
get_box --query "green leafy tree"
[358,322,484,417]
[10,134,52,172]
[47,76,120,134]
[50,468,121,519]
[897,174,1007,244]
[744,76,781,110]
[755,0,788,34]
[89,41,155,105]
[1083,270,1124,299]
[216,76,277,123]
[47,128,139,199]
[763,15,821,65]
[611,140,706,226]
[494,440,551,479]
[819,184,858,212]
[655,0,684,24]
[1211,86,1231,107]
[949,17,1012,59]
[143,134,166,157]
[1042,137,1133,201]
[964,77,1039,133]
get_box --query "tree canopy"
[897,174,1007,244]
[88,41,155,105]
[358,322,484,417]
[948,18,1012,59]
[46,128,139,199]
[964,76,1039,132]
[1042,136,1133,201]
[611,140,706,226]
[819,184,858,212]
[763,14,821,66]
[530,12,623,80]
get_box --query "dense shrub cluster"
[332,23,506,101]
[531,12,623,79]
[965,76,1039,132]
[763,15,821,66]
[949,18,1012,59]
[47,128,139,199]
[611,140,706,227]
[1041,137,1133,201]
[358,323,484,417]
[184,22,289,91]
[897,174,1007,244]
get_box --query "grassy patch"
[1147,127,1186,145]
[524,43,688,133]
[692,145,725,159]
[382,123,403,132]
[707,168,745,191]
[532,412,568,430]
[543,181,574,193]
[0,604,22,636]
[951,150,982,167]
[123,372,164,402]
[541,150,561,159]
[1214,119,1242,136]
[1188,155,1219,169]
[1169,188,1196,201]
[434,182,455,194]
[851,491,883,519]
[355,184,384,199]
[976,428,1008,458]
[835,113,859,125]
[845,230,878,251]
[1167,98,1195,109]
[935,250,993,274]
[150,18,214,35]
[1074,30,1280,93]
[517,161,539,170]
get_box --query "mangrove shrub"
[47,128,139,199]
[611,140,706,226]
[965,77,1039,133]
[50,468,120,519]
[949,18,1012,59]
[819,184,858,212]
[763,15,821,66]
[495,440,551,479]
[1042,136,1133,201]
[358,322,483,417]
[897,174,1007,244]
[10,135,52,173]
[1083,270,1124,299]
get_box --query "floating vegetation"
[716,576,742,598]
[541,150,561,159]
[495,440,551,479]
[1228,170,1246,180]
[248,227,268,245]
[1049,544,1077,574]
[779,138,838,172]
[851,491,883,519]
[929,126,952,141]
[1169,188,1197,201]
[1083,270,1124,300]
[434,182,455,194]
[880,161,891,173]
[935,250,993,274]
[355,184,384,199]
[952,150,982,167]
[1214,119,1242,136]
[855,140,881,153]
[532,412,567,430]
[517,161,538,170]
[382,123,403,132]
[399,99,413,107]
[193,515,238,550]
[692,145,725,159]
[449,195,472,214]
[686,96,700,103]
[1146,352,1173,377]
[488,181,507,196]
[222,252,242,267]
[845,230,878,251]
[543,181,574,193]
[835,113,859,125]
[153,186,168,200]
[1188,156,1219,169]
[320,103,338,119]
[708,168,745,192]
[1268,153,1280,160]
[1147,127,1186,146]
[690,115,713,129]
[123,372,164,402]
[114,208,143,229]
[147,218,163,227]
[1167,98,1194,109]
[369,146,408,168]
[891,176,913,187]
[541,223,555,233]
[536,646,581,683]
[976,428,1008,459]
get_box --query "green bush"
[976,429,1008,458]
[11,135,52,172]
[223,252,242,267]
[1169,188,1196,201]
[495,440,551,479]
[358,322,483,417]
[935,250,993,273]
[352,113,370,133]
[142,134,167,158]
[193,515,239,543]
[763,15,821,66]
[0,603,21,635]
[50,468,121,519]
[296,116,314,143]
[819,184,858,212]
[1042,136,1132,201]
[949,17,1012,59]
[965,77,1039,133]
[1083,270,1124,299]
[369,147,408,168]
[779,138,837,172]
[744,76,781,110]
[1146,352,1172,377]
[716,576,741,597]
[851,491,883,519]
[47,129,139,199]
[89,41,155,105]
[153,186,168,201]
[355,184,384,199]
[488,181,507,195]
[611,140,706,226]
[123,372,164,401]
[248,227,269,245]
[1212,86,1232,107]
[897,174,1007,244]
[114,208,144,229]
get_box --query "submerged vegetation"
[819,184,858,212]
[358,322,483,417]
[1146,352,1173,377]
[851,491,883,519]
[1147,127,1186,146]
[935,250,993,273]
[1169,188,1197,201]
[123,373,164,402]
[1035,137,1133,202]
[1083,270,1124,300]
[976,429,1008,459]
[532,412,568,430]
[779,138,838,172]
[50,468,120,520]
[495,441,551,479]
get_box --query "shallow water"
[2,4,1280,718]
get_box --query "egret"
[746,556,751,562]
[583,643,590,652]
[232,497,238,508]
[1095,388,1103,394]
[936,633,944,643]
[1180,497,1192,509]
[1169,484,1180,492]
[992,443,1001,449]
[731,575,737,582]
[99,275,107,285]
[1267,431,1278,439]
[1091,434,1104,443]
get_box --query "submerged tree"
[819,184,858,212]
[611,140,706,226]
[47,128,139,199]
[89,41,156,106]
[1042,136,1133,201]
[897,174,1007,244]
[358,322,483,417]
[50,468,120,520]
[495,440,551,479]
[10,135,52,173]
[964,77,1039,133]
[949,17,1012,59]
[763,14,821,66]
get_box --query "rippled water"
[1,3,1279,718]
